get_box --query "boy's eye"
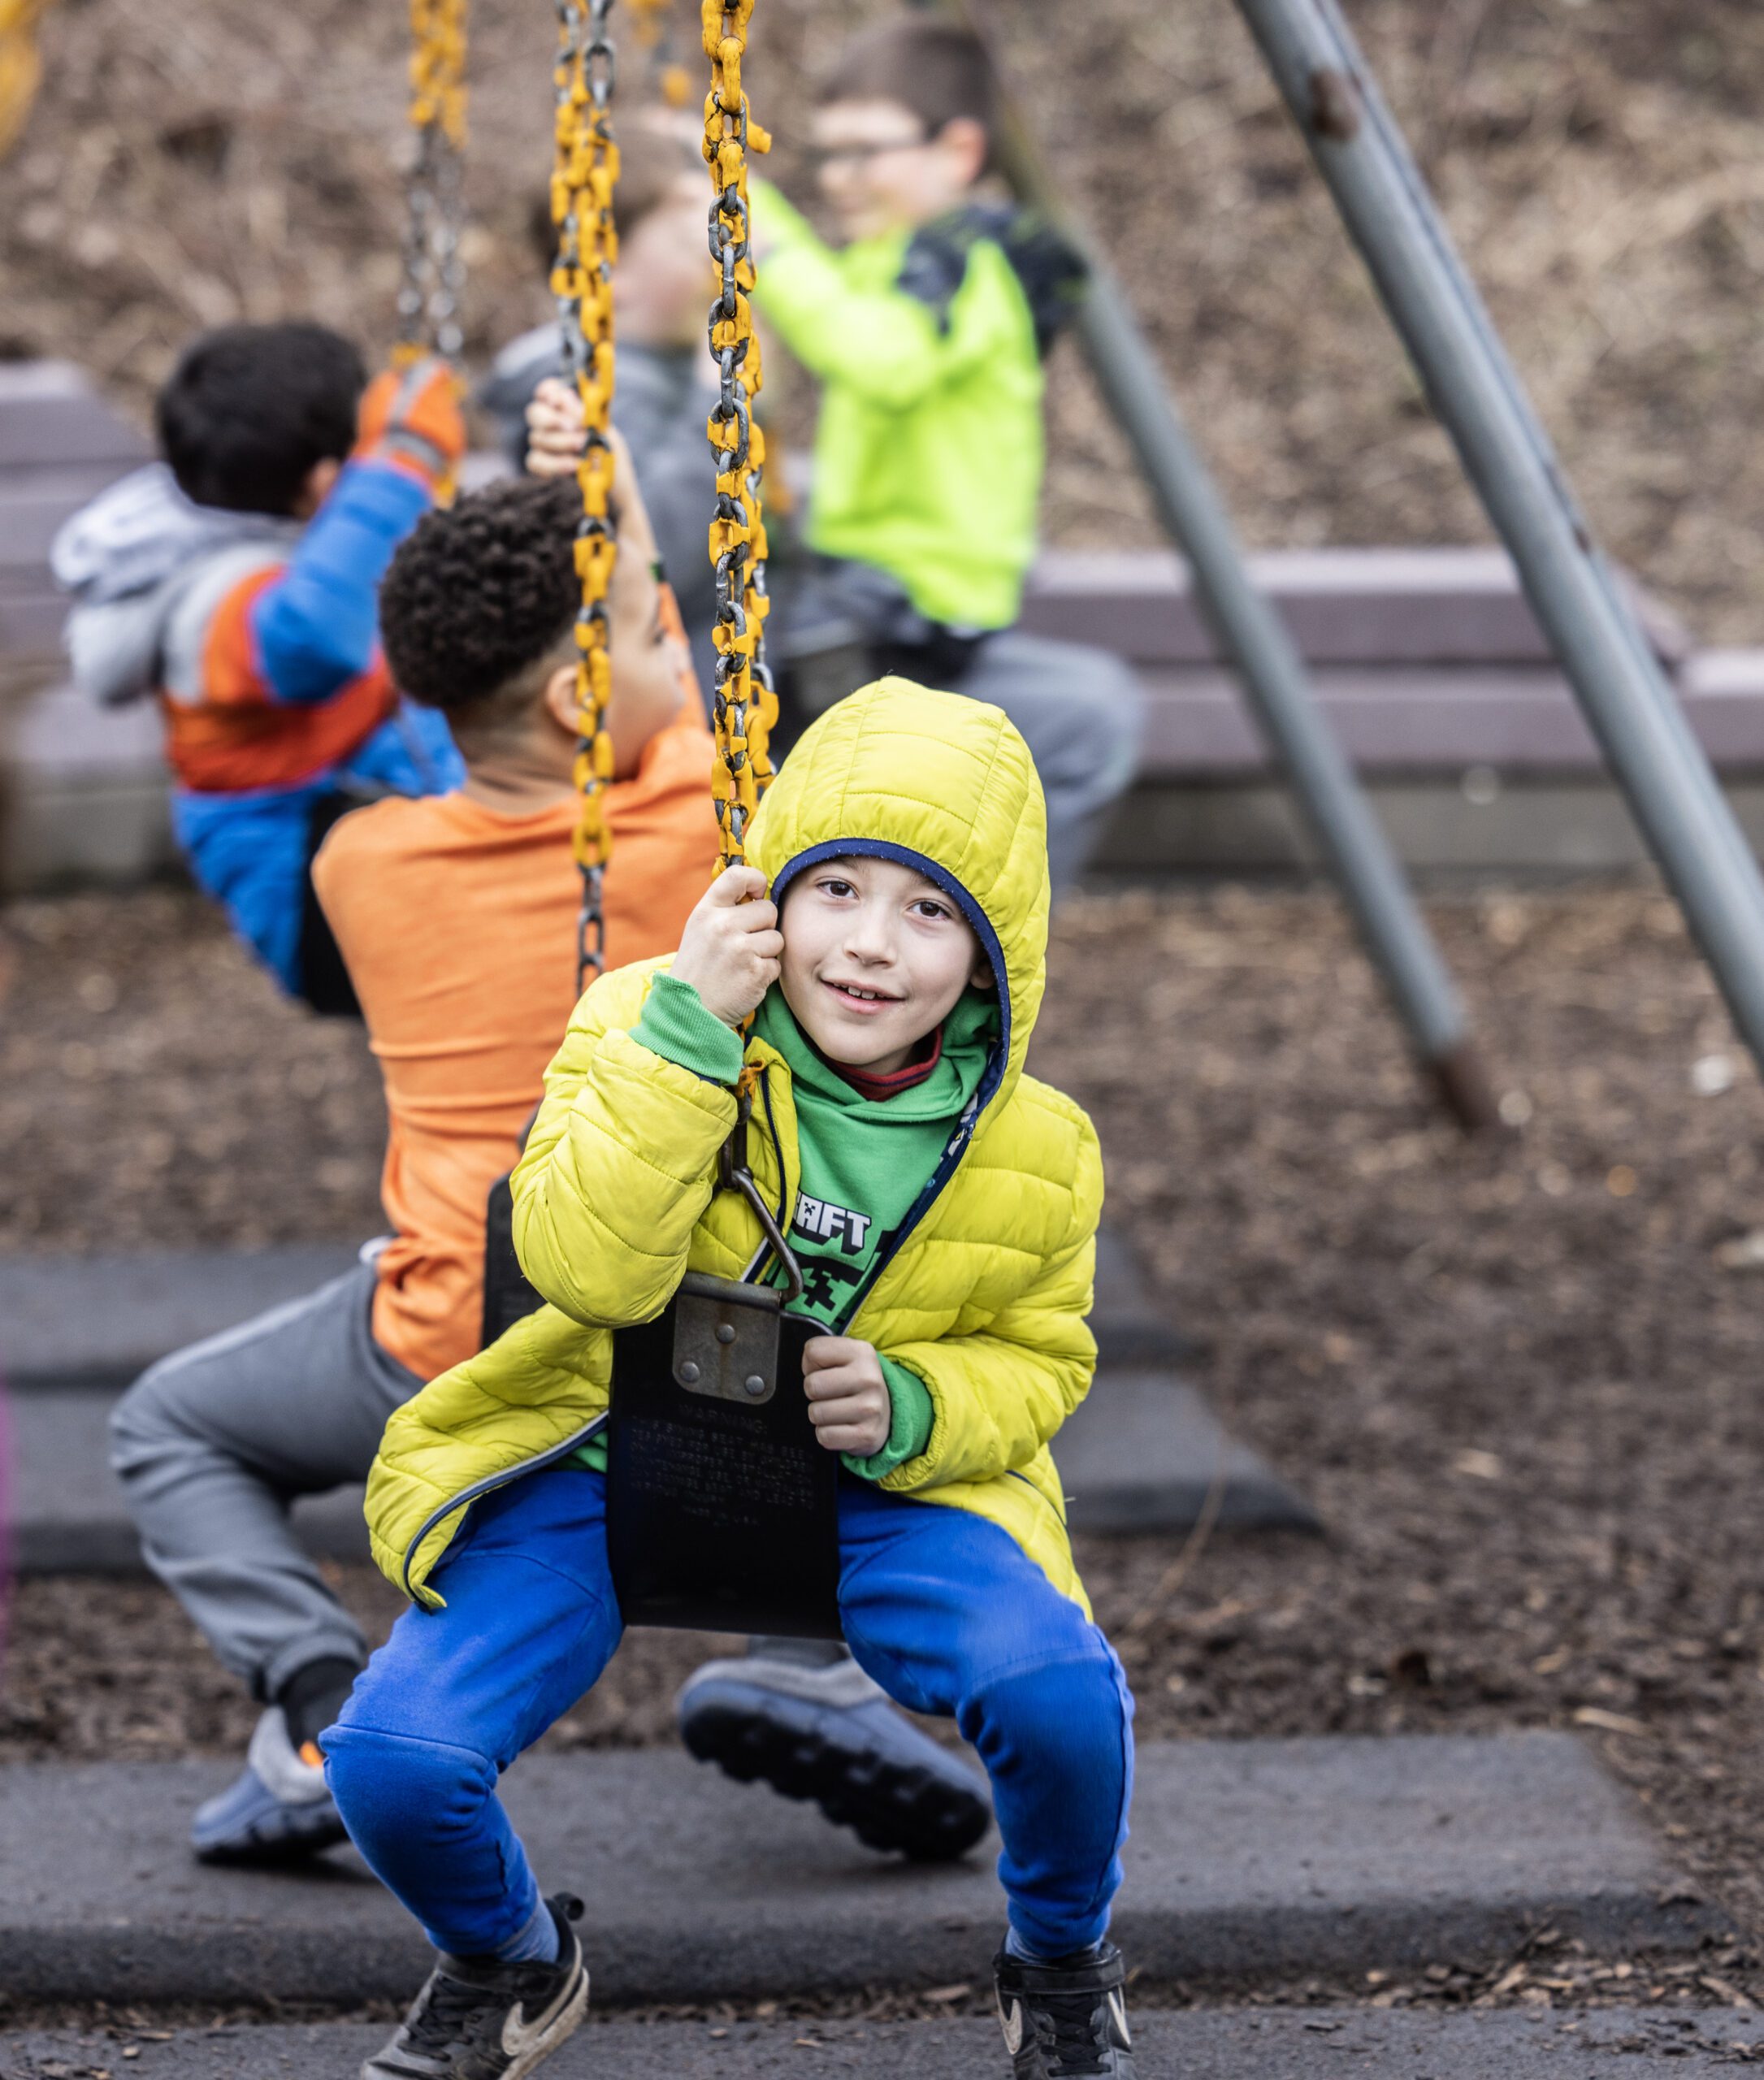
[910,899,951,921]
[818,878,856,899]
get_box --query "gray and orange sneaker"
[190,1708,348,1866]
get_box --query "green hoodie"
[620,971,997,1479]
[753,180,1046,631]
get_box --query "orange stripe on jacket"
[163,567,398,795]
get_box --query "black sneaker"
[992,1942,1136,2078]
[362,1894,588,2080]
[678,1650,991,1862]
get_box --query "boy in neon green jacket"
[327,682,1138,2080]
[751,15,1142,893]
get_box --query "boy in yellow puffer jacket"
[326,682,1138,2080]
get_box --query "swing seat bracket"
[672,1272,782,1405]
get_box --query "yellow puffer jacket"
[364,679,1105,1613]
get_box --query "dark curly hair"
[157,322,366,515]
[379,476,582,723]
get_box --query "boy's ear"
[937,115,989,189]
[970,947,996,991]
[293,456,342,521]
[541,662,579,736]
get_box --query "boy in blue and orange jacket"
[53,323,467,1005]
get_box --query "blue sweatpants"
[325,1467,1133,1960]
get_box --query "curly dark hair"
[157,322,366,516]
[379,476,582,721]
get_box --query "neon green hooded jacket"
[362,680,1105,1613]
[754,184,1046,631]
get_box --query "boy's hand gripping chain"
[553,0,622,990]
[397,0,469,366]
[702,0,777,896]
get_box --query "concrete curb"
[9,2008,1764,2079]
[2,1232,1187,1390]
[0,1245,363,1391]
[0,1736,1725,2004]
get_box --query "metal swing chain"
[629,0,692,109]
[700,0,797,1281]
[701,0,777,885]
[553,0,622,990]
[397,0,469,364]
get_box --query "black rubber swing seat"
[606,1272,843,1640]
[480,1140,842,1639]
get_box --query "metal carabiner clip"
[719,1090,804,1304]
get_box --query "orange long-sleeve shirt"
[312,709,718,1383]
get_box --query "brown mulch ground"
[2,1,1762,642]
[8,878,1764,2010]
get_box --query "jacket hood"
[748,678,1050,1129]
[51,462,295,605]
[51,462,297,705]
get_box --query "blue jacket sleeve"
[248,458,433,706]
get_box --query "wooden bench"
[1017,545,1741,777]
[0,362,163,889]
[1020,547,1764,873]
[0,361,153,667]
[6,358,1763,883]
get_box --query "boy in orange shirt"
[107,451,703,1861]
[111,453,986,1871]
[310,468,704,1390]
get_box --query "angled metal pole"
[1070,271,1496,1130]
[1234,0,1764,1078]
[940,0,1498,1129]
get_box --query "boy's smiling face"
[778,856,991,1076]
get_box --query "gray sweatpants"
[109,1257,421,1701]
[951,630,1144,895]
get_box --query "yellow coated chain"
[701,0,774,878]
[396,0,470,366]
[0,0,53,162]
[410,0,468,151]
[554,0,622,989]
[630,0,691,109]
